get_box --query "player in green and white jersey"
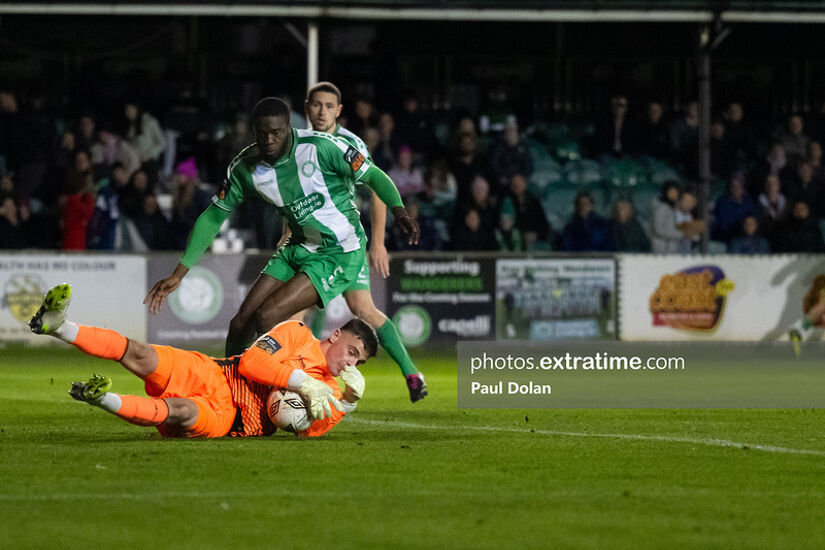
[145,97,419,356]
[290,81,427,402]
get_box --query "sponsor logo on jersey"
[344,146,365,172]
[255,335,282,355]
[288,192,325,224]
[216,178,230,200]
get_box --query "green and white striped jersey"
[213,128,371,253]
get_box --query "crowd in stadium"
[0,88,824,253]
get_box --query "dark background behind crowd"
[2,15,825,254]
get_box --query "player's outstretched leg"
[68,373,172,427]
[344,289,428,403]
[29,283,72,335]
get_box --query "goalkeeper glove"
[340,365,366,404]
[297,377,344,420]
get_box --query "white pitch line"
[347,418,825,457]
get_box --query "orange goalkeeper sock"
[104,394,169,426]
[73,325,128,361]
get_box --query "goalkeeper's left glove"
[340,365,366,406]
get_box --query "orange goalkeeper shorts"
[145,345,236,438]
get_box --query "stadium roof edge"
[2,3,825,23]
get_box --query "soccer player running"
[144,97,419,358]
[30,283,374,438]
[788,275,825,354]
[293,81,427,402]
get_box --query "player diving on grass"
[144,96,419,367]
[287,81,427,402]
[30,283,374,438]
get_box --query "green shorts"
[345,256,371,292]
[262,244,366,307]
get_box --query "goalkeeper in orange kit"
[29,284,374,438]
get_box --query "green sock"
[802,318,813,330]
[310,307,326,339]
[376,319,418,376]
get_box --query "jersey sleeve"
[211,158,248,212]
[237,321,313,388]
[317,133,373,184]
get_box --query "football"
[267,388,312,433]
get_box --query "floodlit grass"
[1,345,824,549]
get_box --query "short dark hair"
[341,318,378,359]
[306,81,342,104]
[251,97,291,122]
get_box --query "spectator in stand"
[169,157,211,250]
[723,102,754,163]
[758,173,787,244]
[372,112,400,171]
[76,114,97,153]
[495,199,523,252]
[774,200,825,252]
[635,101,670,159]
[783,161,825,218]
[460,175,498,231]
[729,216,770,254]
[418,158,457,245]
[674,189,704,253]
[507,173,548,250]
[651,181,690,253]
[133,194,170,250]
[216,115,254,174]
[348,98,377,139]
[119,168,151,220]
[450,130,497,205]
[0,174,25,249]
[712,172,758,245]
[60,170,96,250]
[395,91,436,157]
[390,196,440,251]
[90,122,141,181]
[777,114,810,166]
[807,141,825,179]
[489,117,532,192]
[388,145,424,199]
[609,199,650,252]
[710,119,737,181]
[451,207,496,251]
[561,192,610,251]
[3,92,52,205]
[595,95,635,158]
[669,100,699,176]
[362,127,380,157]
[749,142,790,199]
[124,100,166,182]
[0,91,10,174]
[86,160,122,251]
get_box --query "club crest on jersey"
[255,335,282,354]
[344,146,365,172]
[301,161,317,178]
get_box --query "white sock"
[55,320,79,343]
[97,392,122,414]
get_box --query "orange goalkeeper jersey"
[216,320,346,437]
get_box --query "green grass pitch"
[2,344,825,549]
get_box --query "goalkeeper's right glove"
[297,377,344,420]
[340,365,366,405]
